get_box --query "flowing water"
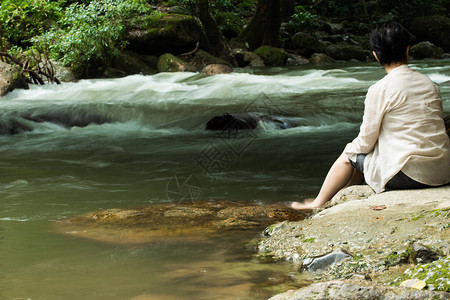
[0,60,449,299]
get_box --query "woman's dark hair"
[370,22,410,66]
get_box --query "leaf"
[370,205,386,211]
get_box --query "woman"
[292,22,450,210]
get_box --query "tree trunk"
[281,0,295,21]
[195,0,237,66]
[238,0,282,50]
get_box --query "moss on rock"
[254,46,288,66]
[157,53,197,72]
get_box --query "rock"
[205,113,258,131]
[326,44,368,61]
[126,14,207,56]
[103,67,128,78]
[324,185,375,209]
[0,61,29,97]
[410,242,441,264]
[408,15,450,52]
[269,280,447,300]
[53,63,77,82]
[234,51,265,67]
[410,42,444,59]
[112,50,156,75]
[400,278,426,290]
[309,53,336,65]
[201,64,233,76]
[51,201,308,245]
[157,53,196,72]
[291,32,327,56]
[188,50,232,70]
[254,46,288,66]
[286,54,309,66]
[301,250,352,271]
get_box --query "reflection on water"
[0,60,449,299]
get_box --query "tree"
[195,0,237,66]
[238,0,283,50]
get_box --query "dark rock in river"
[205,113,258,131]
[112,50,157,76]
[51,201,309,245]
[309,53,336,65]
[201,64,233,76]
[410,41,444,59]
[188,50,232,70]
[0,61,29,97]
[326,44,368,61]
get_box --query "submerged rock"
[205,113,258,131]
[51,201,308,245]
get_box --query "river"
[0,60,449,299]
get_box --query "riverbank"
[259,185,450,298]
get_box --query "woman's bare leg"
[291,151,358,210]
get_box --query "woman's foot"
[290,198,318,210]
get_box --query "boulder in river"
[254,46,288,66]
[157,53,197,72]
[410,41,444,59]
[205,113,258,131]
[0,61,29,97]
[201,64,233,76]
[326,44,368,61]
[309,53,336,65]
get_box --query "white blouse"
[345,64,450,193]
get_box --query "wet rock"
[286,54,309,66]
[0,117,33,135]
[53,63,78,82]
[205,113,258,131]
[201,64,233,76]
[126,14,207,56]
[309,53,336,65]
[112,50,156,75]
[254,46,288,66]
[291,32,327,57]
[410,242,441,264]
[408,15,450,52]
[51,201,307,245]
[269,280,448,300]
[326,44,368,61]
[301,250,352,271]
[410,41,444,59]
[0,61,29,97]
[188,50,232,70]
[157,54,196,72]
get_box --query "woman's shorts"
[348,154,432,190]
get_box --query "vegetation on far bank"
[1,0,449,81]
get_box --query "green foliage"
[215,11,245,38]
[32,0,151,76]
[0,0,63,47]
[282,5,320,34]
